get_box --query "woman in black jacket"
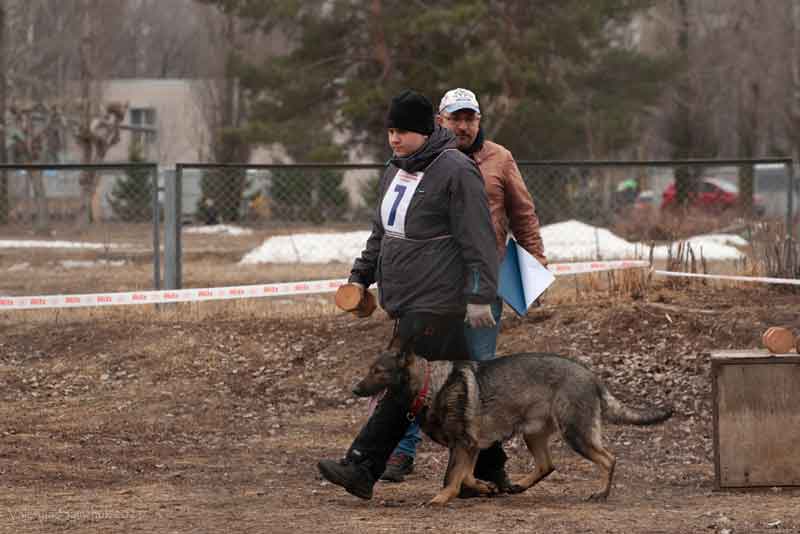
[317,90,498,500]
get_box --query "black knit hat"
[386,90,434,136]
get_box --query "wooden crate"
[712,350,800,489]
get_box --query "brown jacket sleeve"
[504,157,547,265]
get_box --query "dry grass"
[747,221,799,279]
[611,206,755,243]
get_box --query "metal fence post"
[151,164,161,290]
[787,161,796,241]
[164,165,182,290]
[0,169,7,224]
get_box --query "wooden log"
[763,327,795,354]
[335,283,364,312]
[353,290,377,318]
[334,283,377,317]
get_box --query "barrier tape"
[0,279,347,311]
[653,270,800,286]
[548,259,649,275]
[0,260,650,311]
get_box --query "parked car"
[633,189,656,212]
[660,177,766,215]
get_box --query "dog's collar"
[406,359,430,422]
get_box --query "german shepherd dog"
[353,350,672,506]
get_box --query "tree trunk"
[76,0,95,230]
[369,0,392,82]
[735,5,757,218]
[0,0,7,225]
[673,0,693,209]
[791,1,800,257]
[30,169,50,235]
[792,1,800,167]
[737,81,758,217]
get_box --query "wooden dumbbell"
[762,327,795,354]
[335,283,377,318]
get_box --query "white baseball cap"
[438,88,480,114]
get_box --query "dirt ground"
[1,275,799,533]
[1,222,799,533]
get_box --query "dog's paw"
[428,493,452,506]
[481,481,499,495]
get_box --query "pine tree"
[271,168,348,224]
[199,1,677,225]
[201,0,674,160]
[109,142,153,222]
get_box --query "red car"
[661,177,765,215]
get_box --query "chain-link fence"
[0,163,161,298]
[166,159,795,289]
[175,159,796,232]
[173,163,383,228]
[2,159,795,298]
[518,159,796,240]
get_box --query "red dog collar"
[407,359,430,421]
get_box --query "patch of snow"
[539,220,645,260]
[7,262,30,271]
[237,220,747,265]
[59,260,127,269]
[240,231,371,264]
[0,240,123,249]
[184,224,253,236]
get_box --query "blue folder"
[498,239,527,316]
[498,238,554,316]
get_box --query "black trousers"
[346,311,507,481]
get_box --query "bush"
[270,169,349,224]
[108,143,153,222]
[197,168,248,223]
[358,174,381,212]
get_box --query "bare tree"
[111,0,214,79]
[7,105,65,233]
[0,0,7,224]
[191,4,244,161]
[789,2,800,164]
[0,0,128,231]
[0,1,75,233]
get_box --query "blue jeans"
[392,300,504,460]
[393,419,422,458]
[464,298,503,362]
[383,312,469,464]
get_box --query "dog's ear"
[387,330,416,356]
[386,332,402,351]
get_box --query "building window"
[129,107,157,150]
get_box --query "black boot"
[458,441,522,498]
[480,466,522,494]
[320,387,413,500]
[318,456,376,500]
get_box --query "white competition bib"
[381,170,423,237]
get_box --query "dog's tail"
[600,386,673,426]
